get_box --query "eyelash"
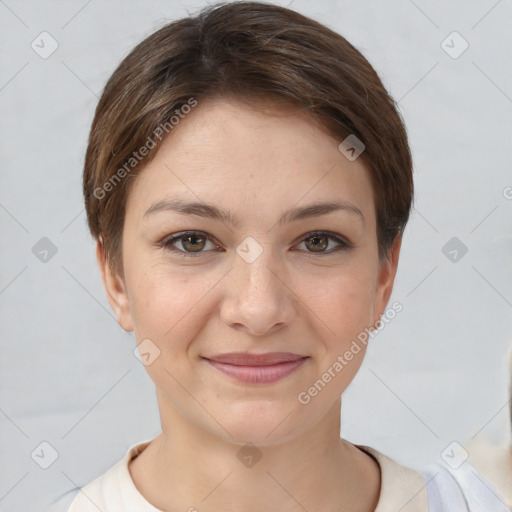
[159,230,352,257]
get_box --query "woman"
[50,2,509,510]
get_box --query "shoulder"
[357,444,430,512]
[357,444,510,512]
[45,462,122,512]
[47,439,157,512]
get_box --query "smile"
[202,356,309,384]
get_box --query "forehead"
[124,96,375,225]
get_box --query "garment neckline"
[119,439,429,512]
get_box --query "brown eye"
[162,231,217,255]
[180,234,206,252]
[296,231,350,255]
[304,234,329,252]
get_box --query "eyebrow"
[143,197,364,227]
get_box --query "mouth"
[201,352,309,384]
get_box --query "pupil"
[309,236,327,251]
[184,235,204,252]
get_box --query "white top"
[48,439,510,512]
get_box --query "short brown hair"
[83,0,413,276]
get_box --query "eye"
[160,231,219,256]
[295,231,351,255]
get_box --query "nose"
[219,248,297,337]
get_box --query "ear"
[371,234,402,328]
[96,240,134,332]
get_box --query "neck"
[129,394,381,512]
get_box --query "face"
[98,96,401,446]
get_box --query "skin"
[97,96,402,512]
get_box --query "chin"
[213,406,308,448]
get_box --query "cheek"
[300,263,376,339]
[310,268,374,314]
[128,264,218,350]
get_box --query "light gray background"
[1,0,511,510]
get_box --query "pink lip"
[205,352,307,365]
[202,352,309,384]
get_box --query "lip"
[202,352,309,384]
[205,352,308,366]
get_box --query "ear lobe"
[96,240,134,332]
[371,235,402,328]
